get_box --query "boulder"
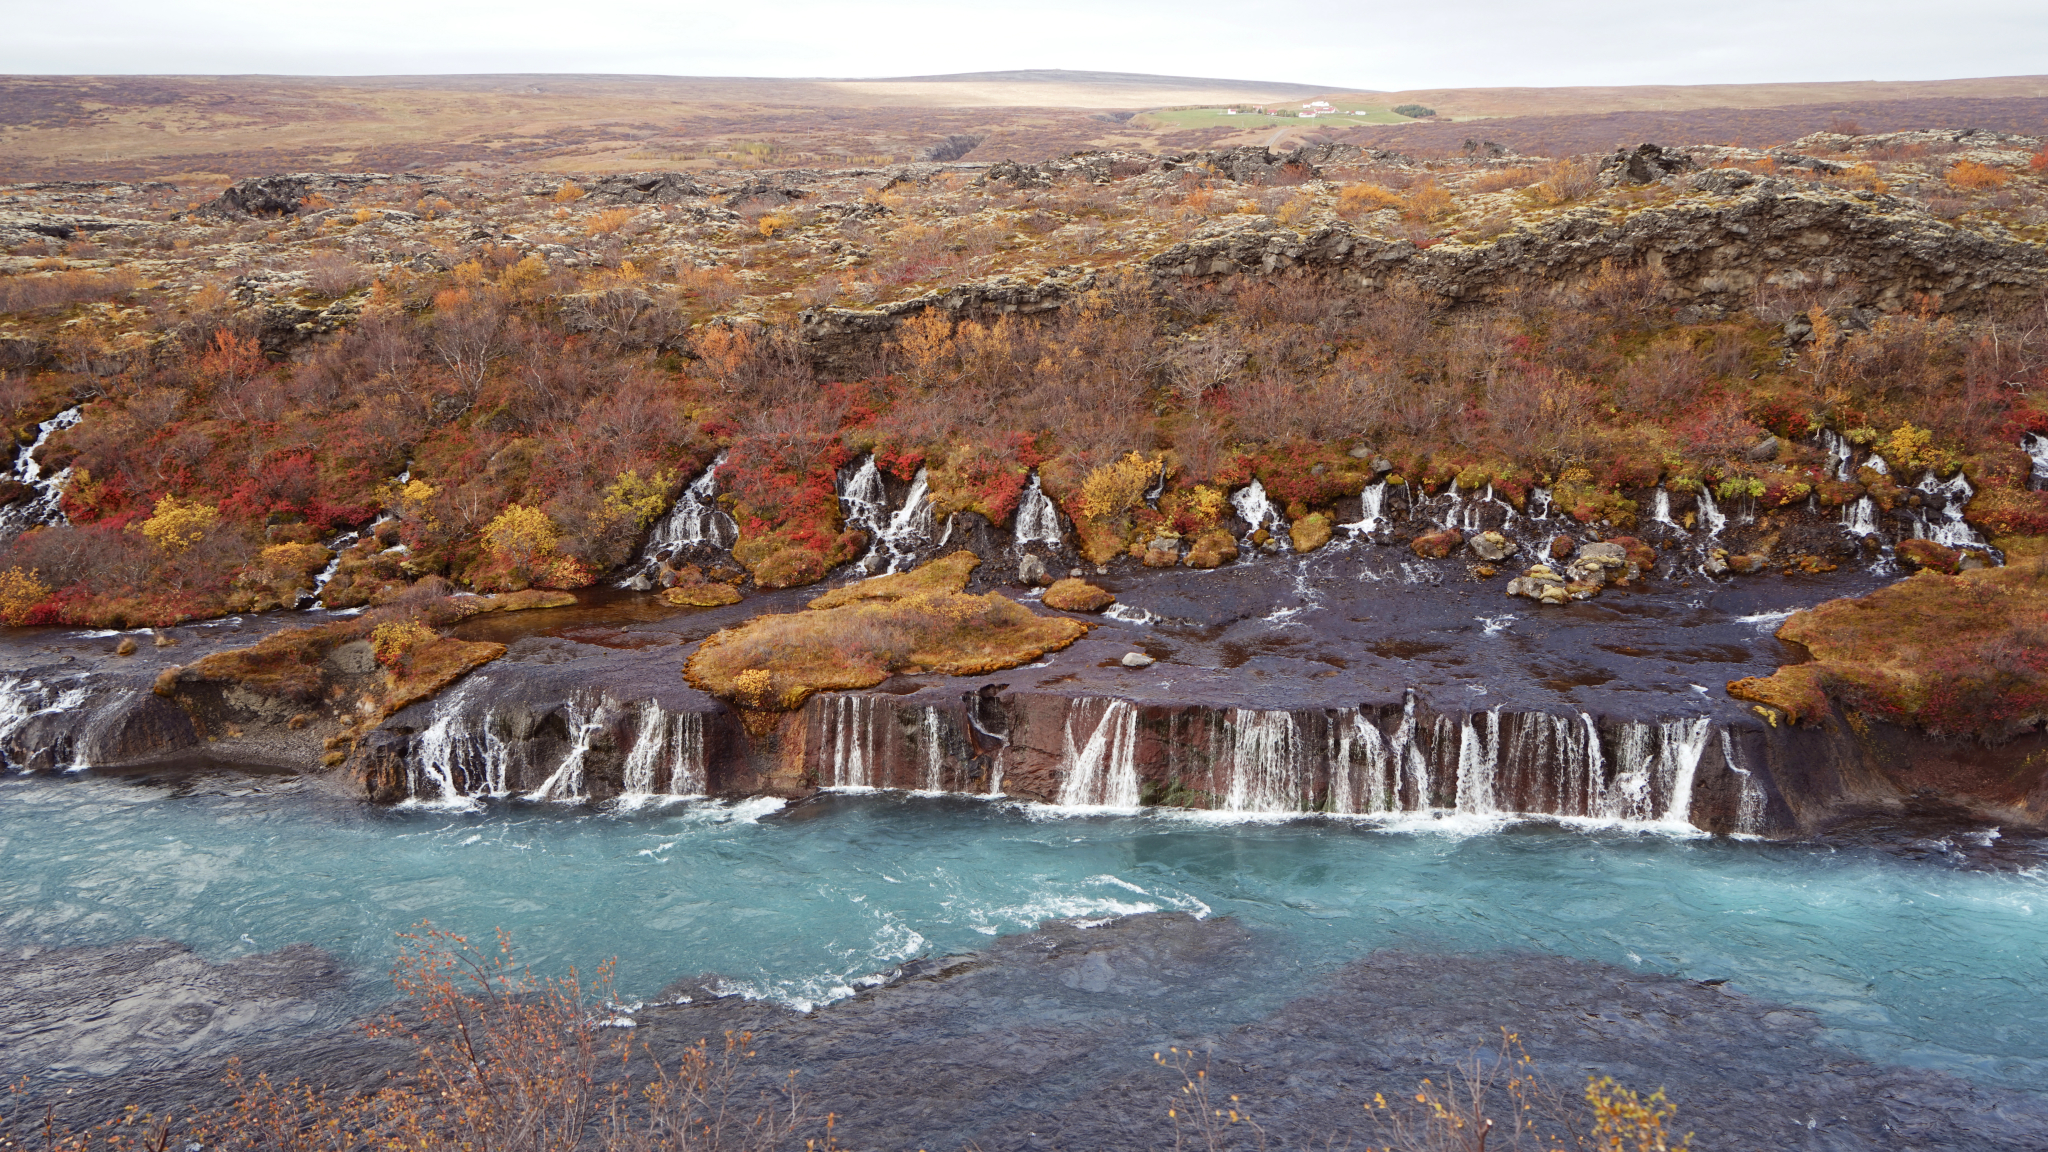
[1290,512,1333,553]
[1044,578,1115,613]
[1573,542,1629,569]
[1141,537,1181,568]
[1183,529,1239,569]
[1467,530,1516,561]
[1548,534,1576,559]
[1410,528,1463,559]
[1599,143,1697,186]
[1897,538,1961,573]
[1120,651,1156,668]
[1745,436,1782,462]
[1728,553,1770,575]
[661,583,743,608]
[1018,553,1053,586]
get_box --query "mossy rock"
[1043,578,1114,613]
[1897,538,1960,574]
[1410,528,1462,559]
[1183,529,1239,569]
[1290,512,1333,553]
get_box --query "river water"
[2,773,2043,1099]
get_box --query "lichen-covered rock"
[1467,530,1515,561]
[1141,536,1181,568]
[1548,534,1576,560]
[1898,538,1961,573]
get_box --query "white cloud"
[4,0,2045,90]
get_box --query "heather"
[1,136,2046,629]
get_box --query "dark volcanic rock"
[1599,142,1698,185]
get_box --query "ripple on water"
[0,777,2043,1095]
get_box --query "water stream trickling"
[1012,473,1063,549]
[621,453,735,584]
[0,406,82,543]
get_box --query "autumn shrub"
[1338,183,1405,217]
[370,618,438,671]
[467,504,595,592]
[0,566,49,625]
[1946,161,2010,190]
[587,207,636,235]
[139,494,220,553]
[1532,157,1600,206]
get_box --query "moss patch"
[1043,578,1114,612]
[686,552,1088,711]
[1728,557,2048,738]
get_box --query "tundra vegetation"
[2,129,2047,742]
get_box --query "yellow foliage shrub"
[603,469,676,530]
[1338,184,1404,217]
[0,566,50,625]
[140,494,220,553]
[1947,161,2010,189]
[756,212,793,237]
[1080,453,1161,520]
[482,504,559,562]
[370,619,438,670]
[1884,422,1936,471]
[1404,181,1456,223]
[498,254,549,295]
[553,183,585,202]
[585,208,635,235]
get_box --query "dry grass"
[686,552,1087,710]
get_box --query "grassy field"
[1137,106,1416,131]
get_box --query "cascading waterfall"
[527,698,611,802]
[920,707,945,792]
[1649,487,1679,530]
[1056,699,1140,808]
[862,468,935,575]
[1230,480,1289,549]
[1818,429,1855,482]
[1842,495,1881,538]
[825,694,885,789]
[0,407,83,543]
[623,453,735,584]
[1696,487,1729,537]
[620,701,706,798]
[1345,480,1389,536]
[2023,433,2048,491]
[1596,719,1710,825]
[838,455,889,542]
[1725,731,1767,836]
[409,684,508,805]
[1912,472,1988,550]
[1454,710,1502,815]
[1219,709,1309,813]
[1013,473,1063,548]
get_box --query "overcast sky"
[7,0,2046,90]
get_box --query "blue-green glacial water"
[1,774,2044,1096]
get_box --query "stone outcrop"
[1147,182,2048,317]
[1598,142,1698,185]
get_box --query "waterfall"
[1725,731,1767,836]
[622,453,734,584]
[1696,487,1728,537]
[1056,699,1140,808]
[1335,712,1393,814]
[1230,480,1289,548]
[1526,487,1554,520]
[1912,472,1987,550]
[825,694,885,789]
[1344,480,1389,536]
[1219,709,1309,813]
[1818,429,1855,482]
[919,707,946,792]
[1013,473,1063,548]
[1842,495,1880,538]
[0,406,83,543]
[1388,693,1432,811]
[620,702,706,799]
[1596,719,1709,825]
[409,684,507,806]
[1649,487,1679,530]
[838,455,889,542]
[2024,433,2048,491]
[1454,710,1501,815]
[861,468,935,575]
[527,698,610,802]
